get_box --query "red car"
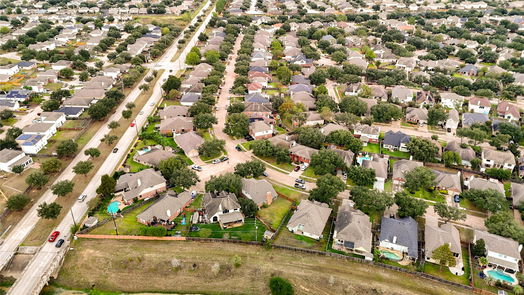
[294,166,300,172]
[48,231,60,242]
[130,122,135,127]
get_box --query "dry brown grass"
[54,239,473,295]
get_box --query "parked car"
[300,163,309,171]
[235,145,242,151]
[78,194,87,202]
[294,183,306,189]
[212,159,221,164]
[453,195,460,203]
[295,179,305,184]
[220,156,229,162]
[262,171,268,177]
[55,239,65,248]
[294,166,300,172]
[112,148,119,153]
[191,165,202,171]
[48,231,60,242]
[244,135,254,141]
[139,111,144,115]
[190,226,200,232]
[130,122,135,127]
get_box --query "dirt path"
[54,239,472,295]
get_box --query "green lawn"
[384,180,393,192]
[504,182,511,198]
[241,140,260,150]
[275,126,286,134]
[258,156,294,172]
[460,198,485,213]
[188,218,265,241]
[1,118,16,126]
[362,143,380,154]
[90,202,153,235]
[383,149,411,159]
[408,189,446,203]
[273,184,307,201]
[302,167,319,179]
[125,149,149,173]
[423,247,471,286]
[258,197,292,229]
[45,82,63,91]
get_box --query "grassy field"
[258,197,292,229]
[52,239,474,295]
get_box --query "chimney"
[137,178,141,187]
[392,236,397,244]
[266,191,273,206]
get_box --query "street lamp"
[70,208,77,229]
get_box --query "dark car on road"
[295,179,305,184]
[112,148,118,153]
[55,239,65,248]
[235,145,242,151]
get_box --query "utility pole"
[112,214,119,235]
[70,208,77,229]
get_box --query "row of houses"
[288,198,520,278]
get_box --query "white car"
[191,165,202,171]
[212,159,221,164]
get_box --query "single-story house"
[136,191,192,225]
[287,199,332,240]
[173,131,204,158]
[0,149,32,173]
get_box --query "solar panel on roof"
[16,134,31,140]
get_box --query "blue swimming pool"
[357,155,372,166]
[107,201,120,214]
[486,270,515,284]
[381,250,402,261]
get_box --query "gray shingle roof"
[334,199,372,254]
[379,217,419,258]
[383,131,410,147]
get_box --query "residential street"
[4,2,215,294]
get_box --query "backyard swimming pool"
[381,250,402,261]
[107,201,120,214]
[486,269,515,284]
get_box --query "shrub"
[139,226,167,237]
[269,277,294,295]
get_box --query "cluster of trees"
[251,140,291,164]
[231,27,256,95]
[88,89,126,120]
[158,156,199,189]
[2,21,60,51]
[309,174,346,205]
[205,173,242,195]
[234,160,266,178]
[198,139,225,158]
